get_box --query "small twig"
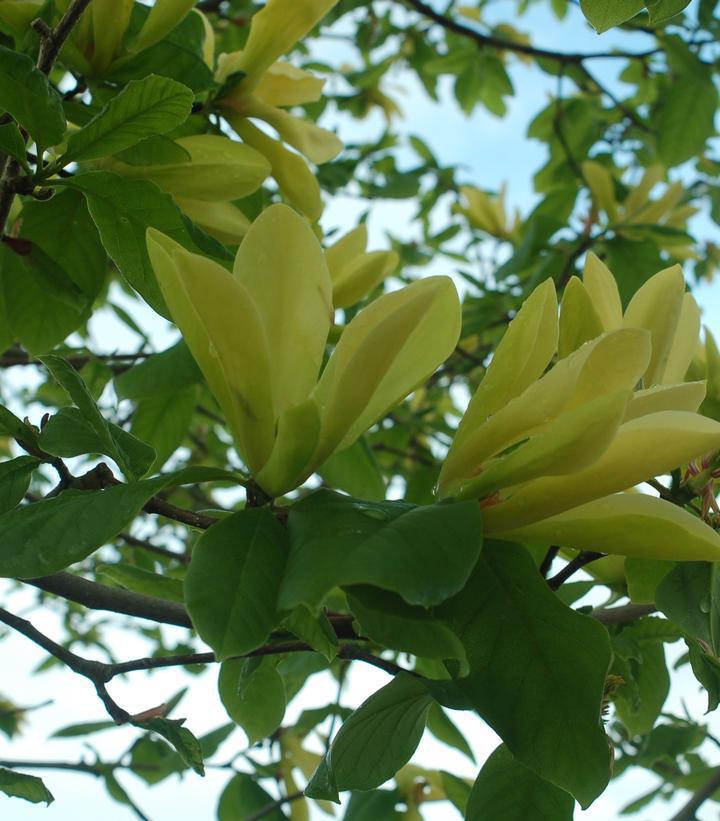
[591,603,657,625]
[119,533,190,565]
[667,766,720,821]
[33,0,93,75]
[245,790,305,821]
[539,545,560,578]
[547,551,605,590]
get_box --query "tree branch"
[547,551,605,589]
[667,766,720,821]
[591,603,657,625]
[245,791,305,821]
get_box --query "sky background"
[3,1,720,819]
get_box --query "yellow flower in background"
[0,0,43,33]
[147,204,461,497]
[105,134,270,244]
[455,184,519,241]
[215,0,342,221]
[325,224,399,308]
[437,271,720,562]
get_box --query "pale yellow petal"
[624,165,664,217]
[500,493,720,562]
[582,160,617,221]
[558,276,604,359]
[233,204,333,416]
[91,0,133,72]
[174,197,251,244]
[254,62,326,107]
[582,252,622,330]
[661,293,701,384]
[107,135,271,201]
[625,382,706,420]
[219,0,339,83]
[146,229,275,471]
[247,97,342,163]
[231,117,323,220]
[312,276,461,462]
[332,250,398,309]
[484,411,720,531]
[326,225,368,274]
[132,0,197,53]
[622,264,685,386]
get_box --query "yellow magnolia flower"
[325,224,399,308]
[215,0,342,220]
[455,184,519,241]
[105,134,270,243]
[56,0,198,75]
[147,204,461,497]
[0,0,42,33]
[437,274,720,562]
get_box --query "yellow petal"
[91,0,133,72]
[132,0,197,53]
[458,186,505,235]
[500,493,720,562]
[624,165,664,217]
[629,180,684,225]
[582,252,622,330]
[246,97,342,164]
[661,293,701,384]
[254,62,326,107]
[146,229,275,471]
[484,411,720,531]
[438,328,650,494]
[707,330,720,396]
[108,135,271,201]
[312,276,461,462]
[623,264,685,386]
[218,0,339,84]
[326,225,368,273]
[0,1,44,31]
[332,250,398,309]
[195,9,216,69]
[453,279,558,447]
[231,117,323,221]
[582,160,617,221]
[458,390,631,498]
[232,204,333,416]
[625,382,706,420]
[558,276,604,359]
[174,197,251,244]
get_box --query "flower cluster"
[438,253,720,561]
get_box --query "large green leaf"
[184,507,288,659]
[0,767,54,805]
[279,490,483,610]
[0,121,27,165]
[218,657,287,743]
[655,70,718,167]
[438,540,612,807]
[579,0,644,32]
[133,717,204,776]
[59,172,216,317]
[317,438,386,501]
[0,45,65,146]
[217,773,287,821]
[645,0,693,22]
[306,673,433,801]
[613,640,669,736]
[130,387,197,472]
[425,702,475,762]
[466,745,574,820]
[114,340,202,400]
[62,75,193,164]
[656,562,720,651]
[0,475,171,577]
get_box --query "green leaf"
[62,75,193,164]
[625,558,674,604]
[279,490,483,611]
[0,767,54,805]
[97,563,184,603]
[133,717,204,776]
[184,507,288,659]
[306,673,433,800]
[579,0,645,32]
[440,771,471,815]
[114,340,202,399]
[52,720,116,738]
[425,703,475,762]
[0,456,38,513]
[347,585,468,672]
[0,122,27,166]
[0,45,65,146]
[130,387,197,472]
[18,188,107,301]
[218,657,287,743]
[656,562,720,651]
[41,355,154,479]
[114,134,191,166]
[283,605,339,662]
[644,0,692,22]
[655,71,718,167]
[0,475,170,577]
[438,541,612,807]
[39,407,156,479]
[343,789,402,820]
[0,405,38,448]
[687,638,720,711]
[317,438,385,501]
[217,772,287,821]
[59,172,217,317]
[613,641,669,736]
[466,745,574,820]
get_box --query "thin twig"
[539,545,560,578]
[547,551,605,590]
[245,790,305,821]
[667,766,720,821]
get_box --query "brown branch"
[667,766,720,821]
[548,551,605,589]
[591,603,657,625]
[402,0,658,64]
[245,791,305,821]
[119,533,190,565]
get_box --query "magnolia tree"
[1,0,720,818]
